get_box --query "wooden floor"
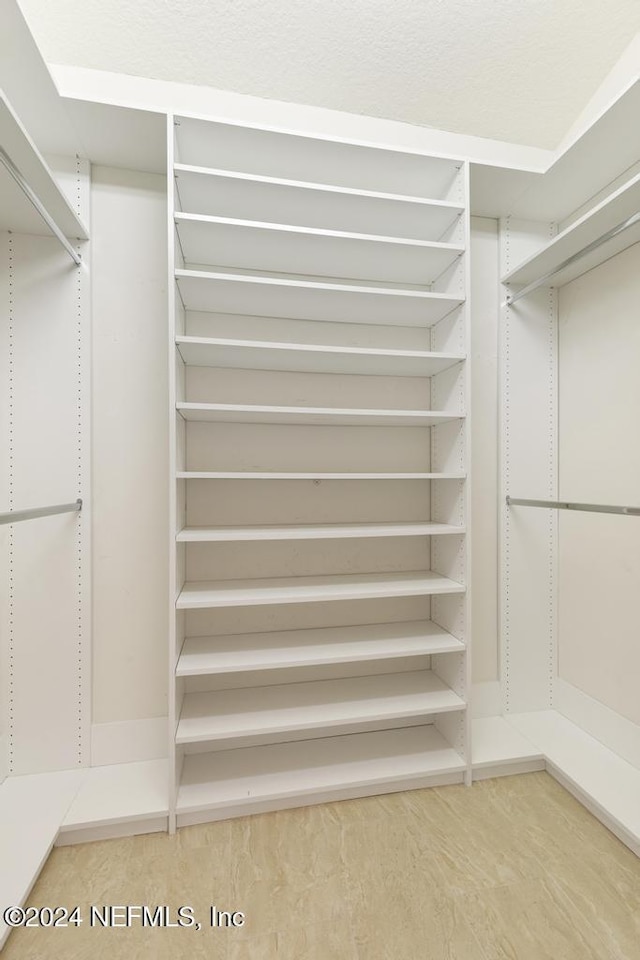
[3,772,639,959]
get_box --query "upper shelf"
[503,172,640,292]
[174,115,463,201]
[176,270,463,327]
[174,164,462,241]
[177,402,463,426]
[0,92,88,240]
[176,336,464,378]
[175,213,463,285]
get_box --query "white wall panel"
[499,218,558,713]
[469,217,498,682]
[558,245,640,726]
[91,166,168,725]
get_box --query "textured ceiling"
[18,0,640,148]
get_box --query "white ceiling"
[18,0,640,149]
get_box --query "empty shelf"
[174,116,462,199]
[177,570,465,609]
[177,620,464,677]
[177,725,466,817]
[177,402,463,426]
[177,521,464,541]
[175,269,463,327]
[502,172,640,290]
[177,471,466,480]
[175,213,463,284]
[176,335,464,377]
[174,164,463,240]
[176,670,465,745]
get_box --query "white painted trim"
[91,717,168,766]
[50,65,550,173]
[56,817,168,847]
[471,681,501,718]
[555,678,640,771]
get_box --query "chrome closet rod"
[0,499,82,526]
[0,146,82,266]
[506,496,640,517]
[506,211,640,305]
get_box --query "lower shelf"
[176,619,464,676]
[176,670,466,745]
[177,725,466,818]
[177,570,465,609]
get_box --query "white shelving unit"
[169,114,471,830]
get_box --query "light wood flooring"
[3,772,639,959]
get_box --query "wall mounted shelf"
[176,620,464,677]
[177,725,466,821]
[175,269,463,327]
[503,172,640,299]
[176,336,464,378]
[176,521,465,541]
[176,671,465,746]
[0,92,88,244]
[176,571,465,610]
[174,164,463,240]
[176,402,463,426]
[175,212,463,284]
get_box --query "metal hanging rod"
[0,146,82,267]
[506,211,640,305]
[0,499,82,526]
[506,496,640,517]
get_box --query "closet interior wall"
[0,155,91,779]
[499,160,640,778]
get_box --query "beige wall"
[558,243,640,725]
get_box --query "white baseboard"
[471,680,501,718]
[555,678,640,771]
[91,717,168,767]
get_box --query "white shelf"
[503,172,640,289]
[175,269,463,327]
[0,92,88,239]
[507,711,640,855]
[175,115,462,199]
[177,521,464,542]
[177,725,466,818]
[177,570,465,609]
[0,770,85,949]
[177,471,466,480]
[176,335,464,378]
[174,164,463,241]
[177,402,463,426]
[60,759,169,833]
[177,620,463,677]
[175,212,463,285]
[177,670,465,745]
